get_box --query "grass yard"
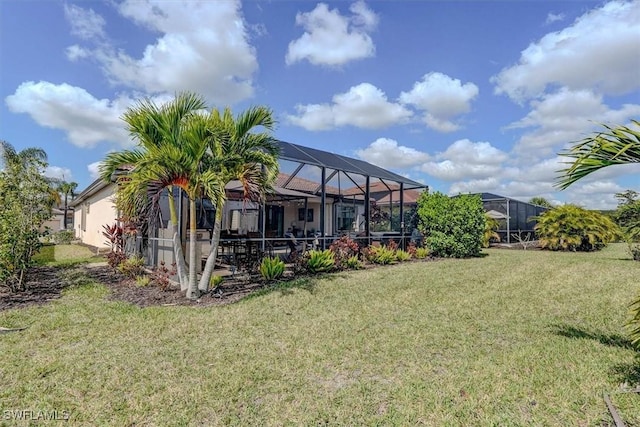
[1,244,639,425]
[32,244,104,267]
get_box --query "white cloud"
[545,12,565,25]
[421,139,508,181]
[44,166,73,181]
[356,138,430,169]
[87,161,102,180]
[286,83,412,130]
[399,72,479,132]
[65,45,90,62]
[508,88,640,156]
[286,1,378,66]
[64,4,106,41]
[493,1,640,102]
[74,0,258,105]
[5,81,130,148]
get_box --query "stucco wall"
[74,185,117,248]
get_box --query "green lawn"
[1,244,639,425]
[32,244,104,266]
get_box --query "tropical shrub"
[345,255,363,270]
[151,261,177,290]
[118,255,145,278]
[329,235,359,270]
[534,205,620,252]
[407,242,417,257]
[0,142,55,292]
[417,192,485,258]
[364,245,396,265]
[414,247,430,259]
[106,251,127,271]
[395,249,411,262]
[210,275,224,288]
[102,223,124,253]
[482,214,500,248]
[135,275,151,287]
[305,249,335,274]
[259,256,285,281]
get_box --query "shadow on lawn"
[552,324,640,384]
[551,324,636,351]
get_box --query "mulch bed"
[1,257,441,312]
[0,267,66,311]
[0,264,273,311]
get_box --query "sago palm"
[100,92,207,290]
[198,106,280,292]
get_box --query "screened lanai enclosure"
[479,193,549,243]
[146,140,426,271]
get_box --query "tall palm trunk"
[187,198,199,299]
[167,187,188,290]
[198,199,223,291]
[63,193,68,229]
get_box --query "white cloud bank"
[286,1,378,66]
[399,72,479,132]
[356,138,430,169]
[287,83,412,130]
[493,0,640,102]
[287,72,478,132]
[5,81,130,148]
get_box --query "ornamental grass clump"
[259,256,285,281]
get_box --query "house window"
[298,208,313,222]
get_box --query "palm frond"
[557,120,640,189]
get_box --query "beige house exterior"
[71,180,118,248]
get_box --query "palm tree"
[198,107,280,292]
[100,92,207,291]
[57,180,78,229]
[110,122,226,299]
[557,120,640,189]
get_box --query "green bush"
[395,249,411,262]
[534,205,620,251]
[417,192,485,258]
[259,256,285,281]
[118,255,145,278]
[305,249,335,274]
[53,230,75,245]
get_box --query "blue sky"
[1,0,639,209]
